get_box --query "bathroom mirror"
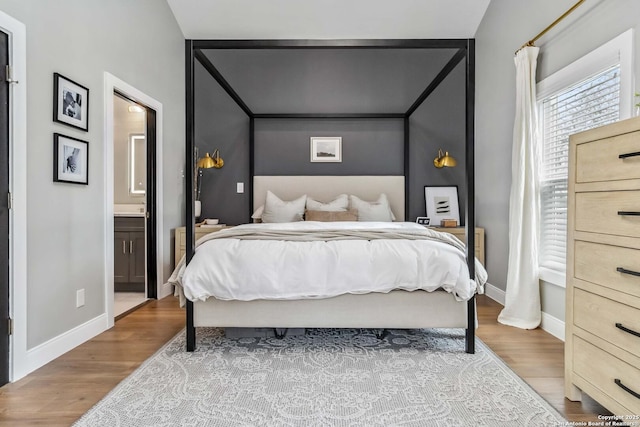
[129,134,146,196]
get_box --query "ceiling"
[167,0,491,40]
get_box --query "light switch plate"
[237,182,244,193]
[76,289,85,308]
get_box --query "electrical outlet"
[76,289,85,308]
[237,182,244,193]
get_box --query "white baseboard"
[482,283,565,341]
[159,281,173,299]
[541,311,565,341]
[484,283,505,305]
[22,314,108,380]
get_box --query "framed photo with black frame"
[424,185,460,226]
[53,133,89,185]
[53,73,89,131]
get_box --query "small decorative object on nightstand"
[440,219,458,228]
[416,216,430,226]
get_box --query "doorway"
[104,73,165,329]
[112,93,152,317]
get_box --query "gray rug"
[74,328,566,426]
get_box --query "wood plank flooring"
[0,294,608,426]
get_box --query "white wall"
[0,0,185,350]
[475,0,640,320]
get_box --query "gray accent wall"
[195,62,251,225]
[254,119,404,176]
[205,49,458,114]
[409,61,466,223]
[0,1,185,349]
[475,0,640,322]
[197,49,468,223]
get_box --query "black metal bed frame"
[184,38,476,353]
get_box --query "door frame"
[104,73,165,328]
[0,11,27,382]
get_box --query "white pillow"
[262,191,307,223]
[306,194,349,212]
[349,194,395,222]
[251,205,264,222]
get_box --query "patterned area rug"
[74,328,566,426]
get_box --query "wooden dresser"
[565,116,640,415]
[431,226,485,265]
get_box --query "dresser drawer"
[576,130,640,183]
[575,191,640,237]
[574,289,640,357]
[573,336,640,414]
[574,241,640,298]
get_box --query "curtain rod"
[517,0,586,53]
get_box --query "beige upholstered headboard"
[253,176,405,220]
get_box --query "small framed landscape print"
[54,133,88,185]
[310,137,342,162]
[424,185,460,226]
[53,73,89,131]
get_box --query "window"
[536,30,633,287]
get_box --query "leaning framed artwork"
[310,137,342,162]
[53,73,89,131]
[424,185,460,226]
[53,133,89,185]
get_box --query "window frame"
[535,29,634,288]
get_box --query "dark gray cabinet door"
[129,231,145,284]
[114,217,145,292]
[114,232,130,284]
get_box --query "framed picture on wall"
[53,133,89,185]
[424,185,460,226]
[310,137,342,162]
[53,73,89,131]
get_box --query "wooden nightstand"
[174,225,232,267]
[430,227,485,265]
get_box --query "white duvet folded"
[170,221,486,303]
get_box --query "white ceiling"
[166,0,491,40]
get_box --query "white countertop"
[114,204,145,217]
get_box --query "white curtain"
[498,46,541,330]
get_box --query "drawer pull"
[615,379,640,400]
[615,323,640,338]
[617,211,640,216]
[619,151,640,159]
[617,267,640,277]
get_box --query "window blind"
[539,65,620,272]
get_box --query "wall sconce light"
[197,149,224,169]
[433,149,457,168]
[195,149,224,218]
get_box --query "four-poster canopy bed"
[176,38,479,353]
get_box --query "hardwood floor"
[476,295,610,423]
[0,294,607,426]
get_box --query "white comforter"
[170,221,487,303]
